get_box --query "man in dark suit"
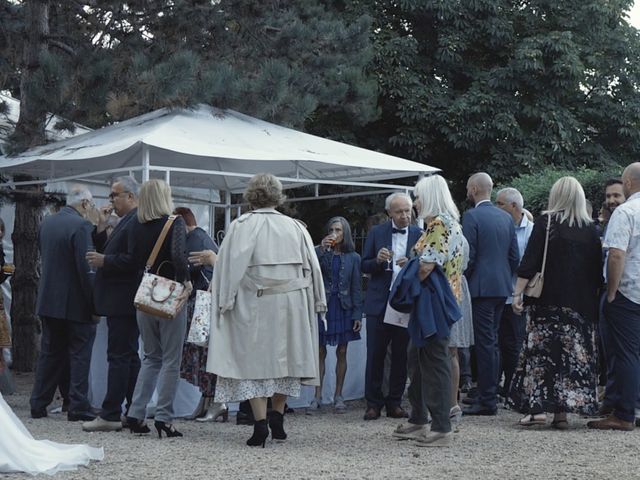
[362,192,422,420]
[30,186,98,422]
[462,173,519,415]
[82,176,141,432]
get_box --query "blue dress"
[319,255,361,346]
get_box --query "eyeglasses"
[108,191,129,200]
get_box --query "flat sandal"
[518,413,547,426]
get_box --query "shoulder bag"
[133,215,187,319]
[523,214,551,298]
[186,279,212,347]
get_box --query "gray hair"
[243,173,286,209]
[114,176,139,197]
[413,175,459,221]
[385,192,412,211]
[66,185,92,207]
[496,187,524,209]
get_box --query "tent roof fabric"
[0,104,437,193]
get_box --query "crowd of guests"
[0,163,639,471]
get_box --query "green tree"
[369,0,640,184]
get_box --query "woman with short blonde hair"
[126,179,191,438]
[544,176,592,227]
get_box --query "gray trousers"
[407,336,452,433]
[128,308,187,423]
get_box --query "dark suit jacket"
[362,221,422,317]
[462,201,519,298]
[93,208,140,317]
[36,206,95,323]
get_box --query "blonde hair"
[137,179,174,223]
[414,175,460,221]
[545,176,592,227]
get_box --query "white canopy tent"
[0,104,437,229]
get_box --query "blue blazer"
[93,208,140,317]
[362,221,422,317]
[389,257,461,345]
[462,202,519,298]
[36,206,95,323]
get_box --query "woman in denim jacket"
[310,216,363,413]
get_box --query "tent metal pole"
[142,144,150,182]
[165,170,171,185]
[224,190,231,229]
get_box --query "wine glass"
[87,244,96,273]
[326,233,338,252]
[385,246,394,271]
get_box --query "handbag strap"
[145,215,177,272]
[539,214,551,277]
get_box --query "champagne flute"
[87,244,96,273]
[385,246,394,271]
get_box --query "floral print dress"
[508,305,598,415]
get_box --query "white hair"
[545,176,592,227]
[496,187,524,209]
[385,192,412,211]
[413,175,460,221]
[66,185,92,206]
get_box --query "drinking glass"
[87,245,96,273]
[385,246,394,271]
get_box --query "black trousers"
[365,314,409,410]
[100,315,141,421]
[498,306,526,396]
[30,317,96,414]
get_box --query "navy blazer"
[389,257,461,345]
[462,201,519,298]
[36,206,95,323]
[93,208,140,317]
[362,221,422,317]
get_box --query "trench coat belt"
[242,273,312,297]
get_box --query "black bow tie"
[392,228,407,234]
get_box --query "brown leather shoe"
[386,406,409,418]
[363,407,381,421]
[587,415,634,431]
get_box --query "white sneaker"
[306,397,321,415]
[450,405,462,431]
[82,416,123,432]
[392,423,427,440]
[414,431,452,447]
[334,396,346,413]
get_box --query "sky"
[629,2,640,28]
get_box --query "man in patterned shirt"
[589,162,640,431]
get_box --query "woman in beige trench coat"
[207,173,327,447]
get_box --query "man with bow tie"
[362,192,422,420]
[82,176,142,432]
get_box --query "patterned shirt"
[603,191,640,305]
[412,213,464,302]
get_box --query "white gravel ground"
[2,372,639,480]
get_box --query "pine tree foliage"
[370,0,640,182]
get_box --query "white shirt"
[390,221,408,288]
[603,192,640,305]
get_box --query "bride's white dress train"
[0,393,103,476]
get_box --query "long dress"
[0,393,103,475]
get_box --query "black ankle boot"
[246,419,269,447]
[268,411,287,441]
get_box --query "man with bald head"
[462,173,519,416]
[589,162,640,431]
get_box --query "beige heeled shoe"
[196,402,229,423]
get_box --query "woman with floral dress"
[310,216,362,413]
[510,177,602,429]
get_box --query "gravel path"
[2,372,639,479]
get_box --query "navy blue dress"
[319,255,361,347]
